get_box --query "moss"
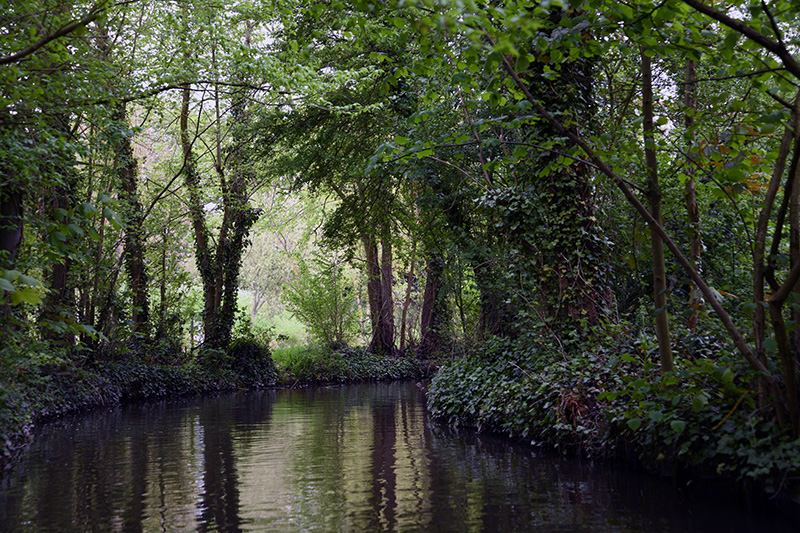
[0,345,278,467]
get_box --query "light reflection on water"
[0,381,796,532]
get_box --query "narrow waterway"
[0,381,794,531]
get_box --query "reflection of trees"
[367,394,397,530]
[198,405,240,532]
[1,392,275,532]
[4,383,780,531]
[197,391,275,532]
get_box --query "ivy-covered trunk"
[39,114,78,348]
[510,13,609,337]
[114,102,150,339]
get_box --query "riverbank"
[426,334,800,517]
[0,342,422,469]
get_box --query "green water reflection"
[0,382,795,532]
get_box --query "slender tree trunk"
[419,254,446,358]
[753,91,800,415]
[399,254,416,351]
[684,59,702,331]
[180,83,216,345]
[642,52,674,373]
[157,227,167,337]
[370,228,396,355]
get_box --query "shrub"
[283,255,358,348]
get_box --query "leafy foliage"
[283,255,359,348]
[272,345,420,385]
[429,322,800,485]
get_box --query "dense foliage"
[2,0,800,500]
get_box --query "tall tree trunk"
[370,228,395,355]
[0,188,23,322]
[642,52,674,373]
[516,11,609,336]
[363,233,382,338]
[180,83,216,346]
[156,226,168,338]
[419,253,447,358]
[399,254,416,351]
[213,22,260,348]
[114,102,150,339]
[684,59,702,332]
[0,190,22,269]
[39,114,77,348]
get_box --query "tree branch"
[0,3,109,66]
[681,0,800,80]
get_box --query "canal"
[0,381,794,531]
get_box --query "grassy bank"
[0,342,421,468]
[426,331,800,507]
[272,345,422,385]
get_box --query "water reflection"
[0,382,796,532]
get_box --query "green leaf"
[0,278,14,291]
[2,270,21,281]
[18,275,40,287]
[648,411,664,422]
[516,54,530,72]
[692,393,708,413]
[670,420,686,434]
[78,202,98,217]
[627,418,642,431]
[66,223,84,237]
[10,287,42,306]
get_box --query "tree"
[284,255,359,348]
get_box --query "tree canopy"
[2,0,800,486]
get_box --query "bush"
[272,345,420,384]
[427,327,800,489]
[283,255,358,348]
[228,338,278,387]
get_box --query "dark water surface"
[0,381,795,532]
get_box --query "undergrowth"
[273,344,420,385]
[427,325,800,494]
